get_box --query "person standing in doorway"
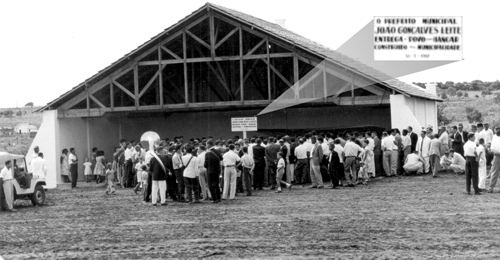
[69,148,78,189]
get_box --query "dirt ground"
[2,173,500,259]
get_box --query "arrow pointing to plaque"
[257,19,460,116]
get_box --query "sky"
[0,0,498,108]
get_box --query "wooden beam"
[266,38,271,100]
[323,62,327,102]
[89,94,107,109]
[185,14,209,30]
[134,65,139,108]
[215,27,239,49]
[245,38,266,57]
[160,46,182,60]
[297,69,322,91]
[206,61,232,96]
[138,53,294,66]
[239,26,243,102]
[158,46,164,107]
[186,30,211,50]
[109,81,114,110]
[351,73,355,105]
[138,69,160,98]
[165,76,186,101]
[209,11,215,58]
[363,85,387,96]
[261,58,292,87]
[183,31,188,104]
[61,79,110,110]
[113,80,135,99]
[293,54,299,99]
[334,81,352,97]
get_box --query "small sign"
[374,16,463,61]
[231,117,257,132]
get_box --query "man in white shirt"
[123,143,135,188]
[343,137,363,186]
[441,150,465,174]
[172,145,185,201]
[182,146,200,204]
[381,131,396,177]
[487,128,500,192]
[403,151,425,174]
[463,133,481,195]
[222,144,240,200]
[475,123,486,145]
[0,160,16,211]
[68,148,78,189]
[484,123,494,146]
[293,138,309,184]
[416,130,431,174]
[29,146,40,172]
[196,145,211,201]
[32,153,47,179]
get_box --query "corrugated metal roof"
[37,2,439,112]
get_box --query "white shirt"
[490,134,500,154]
[463,140,477,157]
[248,144,255,157]
[475,130,486,145]
[452,153,466,167]
[303,142,313,155]
[124,147,133,161]
[222,150,240,166]
[196,151,206,168]
[172,153,183,170]
[182,154,198,178]
[277,158,285,171]
[240,154,254,169]
[321,142,330,156]
[334,144,344,163]
[32,157,47,179]
[402,135,411,149]
[344,141,363,157]
[381,135,395,151]
[438,131,449,146]
[477,145,486,161]
[484,129,494,144]
[68,153,77,164]
[0,166,13,180]
[294,144,308,159]
[145,150,153,165]
[366,137,374,150]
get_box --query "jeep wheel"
[31,185,45,206]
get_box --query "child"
[133,158,146,194]
[275,152,292,193]
[141,165,149,199]
[105,163,116,195]
[83,158,92,183]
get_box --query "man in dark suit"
[408,126,419,153]
[328,143,341,189]
[204,139,222,203]
[252,138,266,190]
[165,146,178,201]
[451,124,468,157]
[265,137,281,190]
[150,146,168,206]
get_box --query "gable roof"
[37,3,439,112]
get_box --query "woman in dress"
[93,151,106,184]
[60,149,71,183]
[363,139,376,179]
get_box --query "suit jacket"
[289,143,298,164]
[310,143,324,166]
[429,139,443,157]
[265,143,281,166]
[204,148,222,174]
[416,136,431,157]
[252,145,266,164]
[150,154,168,181]
[452,131,468,154]
[410,132,419,152]
[165,154,175,175]
[328,150,341,174]
[373,136,381,156]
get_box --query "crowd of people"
[58,122,497,205]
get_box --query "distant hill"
[0,106,43,128]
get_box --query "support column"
[158,46,164,107]
[183,31,188,104]
[239,27,243,102]
[293,54,299,100]
[266,37,271,101]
